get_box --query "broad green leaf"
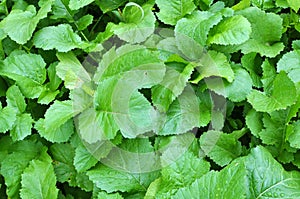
[112,4,156,43]
[238,7,284,57]
[173,160,247,199]
[96,0,127,13]
[158,87,207,135]
[155,152,210,198]
[0,106,17,133]
[207,15,251,45]
[33,24,83,52]
[287,121,300,149]
[51,0,75,21]
[152,63,195,112]
[241,53,262,88]
[87,164,158,193]
[6,85,26,113]
[74,144,98,172]
[77,14,94,30]
[192,50,234,83]
[175,11,223,46]
[287,0,300,12]
[156,0,196,25]
[0,0,53,44]
[206,66,252,102]
[245,109,263,137]
[0,141,43,198]
[1,51,47,98]
[277,50,300,83]
[56,52,91,89]
[247,71,297,112]
[261,59,276,94]
[244,146,300,198]
[200,131,242,166]
[97,192,124,199]
[69,0,94,10]
[20,154,58,199]
[10,113,33,141]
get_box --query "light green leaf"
[10,113,33,141]
[112,4,156,43]
[175,11,223,46]
[200,131,242,166]
[156,0,196,25]
[1,51,47,98]
[277,50,300,83]
[0,106,17,133]
[287,0,300,12]
[173,160,247,199]
[192,50,234,83]
[206,66,252,102]
[247,71,297,112]
[97,192,124,199]
[74,144,98,172]
[69,0,94,10]
[152,63,195,112]
[158,87,205,135]
[123,2,144,24]
[20,156,58,199]
[33,24,83,52]
[77,14,94,30]
[0,0,53,44]
[6,85,26,113]
[244,146,300,198]
[245,109,263,137]
[238,7,284,57]
[56,52,91,89]
[241,53,262,88]
[96,0,127,13]
[287,121,300,149]
[208,15,251,45]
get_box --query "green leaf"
[0,106,17,133]
[207,15,251,45]
[0,0,53,44]
[173,160,247,199]
[10,113,33,141]
[96,0,127,13]
[56,52,91,89]
[123,2,144,23]
[238,7,284,57]
[247,71,297,112]
[111,4,156,43]
[200,131,242,166]
[69,0,94,10]
[74,144,98,172]
[277,50,300,83]
[97,192,124,199]
[77,14,94,30]
[1,51,47,98]
[152,63,195,112]
[244,146,300,198]
[33,24,83,52]
[156,0,196,25]
[287,0,300,12]
[6,85,26,113]
[175,11,223,46]
[20,154,58,199]
[287,121,300,149]
[192,50,234,83]
[241,52,262,88]
[245,109,263,137]
[35,100,75,142]
[206,66,252,102]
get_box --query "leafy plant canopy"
[0,0,299,198]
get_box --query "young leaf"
[277,50,300,83]
[0,0,53,44]
[69,0,94,10]
[156,0,196,25]
[20,154,58,199]
[207,15,251,45]
[200,130,242,166]
[77,14,94,31]
[33,24,83,52]
[247,71,297,112]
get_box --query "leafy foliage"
[0,0,299,198]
